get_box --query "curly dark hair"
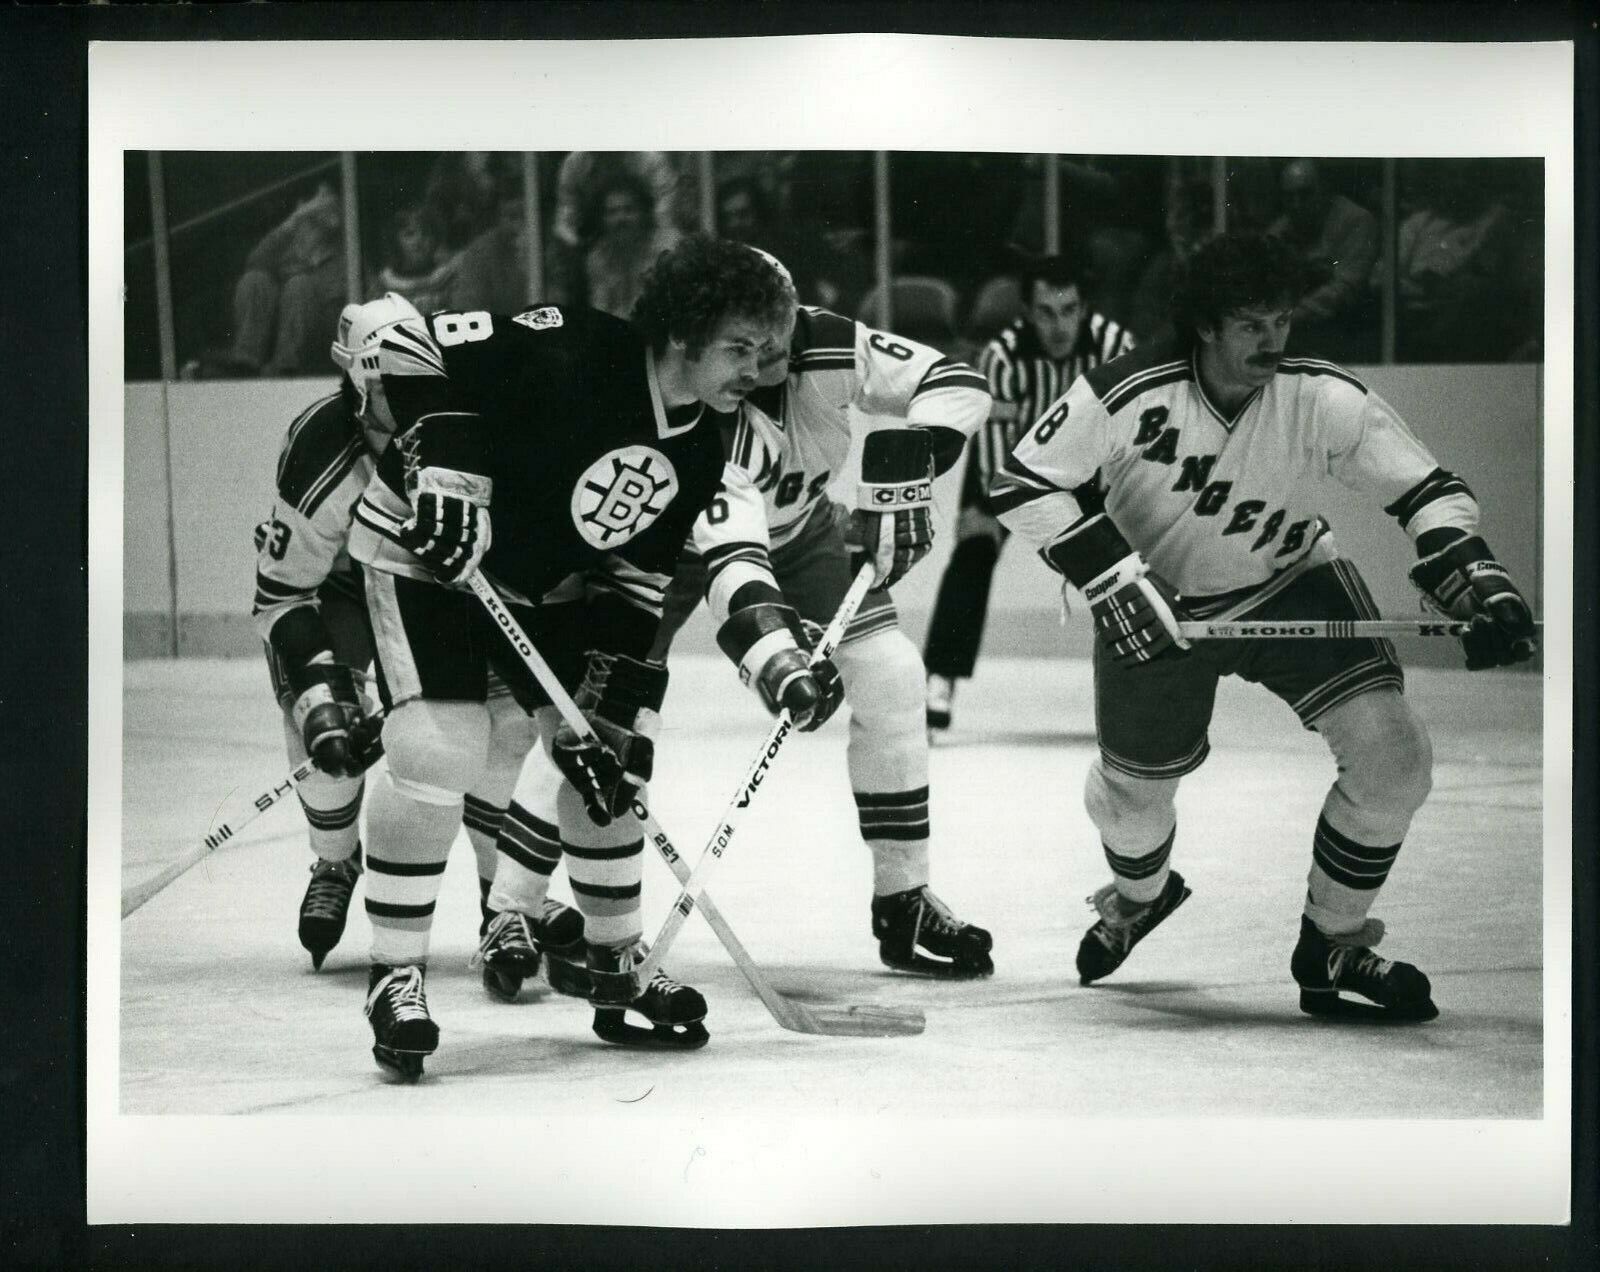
[1172,231,1308,344]
[631,235,797,358]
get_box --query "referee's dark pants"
[923,457,1007,681]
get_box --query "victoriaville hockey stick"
[1178,619,1546,640]
[121,757,317,918]
[467,567,922,1037]
[629,562,877,992]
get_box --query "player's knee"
[382,698,490,796]
[835,630,923,729]
[1084,760,1178,847]
[1323,691,1434,817]
[486,691,539,768]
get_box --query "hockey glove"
[717,597,844,732]
[396,482,492,584]
[290,658,373,778]
[553,653,668,826]
[849,428,936,589]
[1041,513,1190,667]
[1409,533,1538,669]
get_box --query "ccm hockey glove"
[849,429,936,589]
[552,653,668,826]
[1042,513,1191,667]
[1409,532,1538,669]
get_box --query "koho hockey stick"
[467,567,922,1037]
[1178,619,1546,640]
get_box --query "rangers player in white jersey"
[661,296,997,976]
[991,232,1536,1021]
[251,293,578,974]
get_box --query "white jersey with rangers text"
[688,305,990,622]
[991,341,1480,601]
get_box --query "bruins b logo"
[570,446,680,548]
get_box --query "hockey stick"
[630,562,877,991]
[121,757,317,918]
[467,567,922,1037]
[1178,619,1546,640]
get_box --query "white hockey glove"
[396,467,493,584]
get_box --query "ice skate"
[364,963,439,1079]
[1290,916,1439,1022]
[925,675,955,733]
[587,942,709,1049]
[471,899,585,1002]
[872,885,994,978]
[1076,869,1190,984]
[297,845,362,970]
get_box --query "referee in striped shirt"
[923,254,1136,730]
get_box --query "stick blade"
[788,1003,927,1037]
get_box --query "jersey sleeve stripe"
[1382,468,1477,529]
[791,353,856,373]
[912,361,990,397]
[297,436,366,518]
[1102,362,1191,415]
[1276,357,1368,394]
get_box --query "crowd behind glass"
[124,151,1544,382]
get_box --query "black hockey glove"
[848,428,936,589]
[1042,513,1190,668]
[290,659,373,778]
[717,597,844,733]
[553,653,667,826]
[396,490,492,584]
[1409,533,1538,670]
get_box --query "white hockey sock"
[363,770,460,967]
[559,778,643,950]
[296,771,364,864]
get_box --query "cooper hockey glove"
[849,428,936,589]
[552,653,667,826]
[717,596,844,732]
[1410,533,1538,670]
[396,487,492,583]
[1041,513,1190,667]
[290,658,372,778]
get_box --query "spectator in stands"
[1394,161,1517,362]
[1127,176,1214,347]
[205,180,348,378]
[583,170,681,319]
[716,176,774,248]
[552,151,687,253]
[1268,159,1379,362]
[422,152,505,254]
[370,205,456,313]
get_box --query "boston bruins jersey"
[252,391,374,646]
[687,305,990,622]
[348,305,730,645]
[991,339,1480,603]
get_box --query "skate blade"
[372,1046,428,1080]
[545,955,592,999]
[1299,989,1440,1023]
[795,1004,926,1037]
[591,1008,710,1050]
[481,968,525,1003]
[879,950,995,980]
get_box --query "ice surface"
[114,653,1543,1122]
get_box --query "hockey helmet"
[330,292,430,438]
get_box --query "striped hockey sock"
[1100,826,1176,905]
[855,786,932,896]
[1305,813,1401,936]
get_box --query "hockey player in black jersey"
[253,293,577,975]
[345,239,808,1074]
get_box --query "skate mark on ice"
[616,1085,654,1103]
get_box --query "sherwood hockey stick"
[466,567,922,1037]
[121,757,317,918]
[629,562,877,992]
[1178,619,1546,640]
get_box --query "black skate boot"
[872,886,994,977]
[477,877,493,938]
[1076,870,1191,985]
[1290,916,1439,1022]
[470,910,543,1002]
[588,942,709,1050]
[531,898,589,998]
[364,963,439,1080]
[297,845,363,970]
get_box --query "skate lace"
[468,910,535,970]
[574,652,616,704]
[368,966,428,1023]
[302,856,360,922]
[909,888,963,943]
[1325,920,1392,982]
[1086,882,1151,950]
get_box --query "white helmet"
[330,292,435,437]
